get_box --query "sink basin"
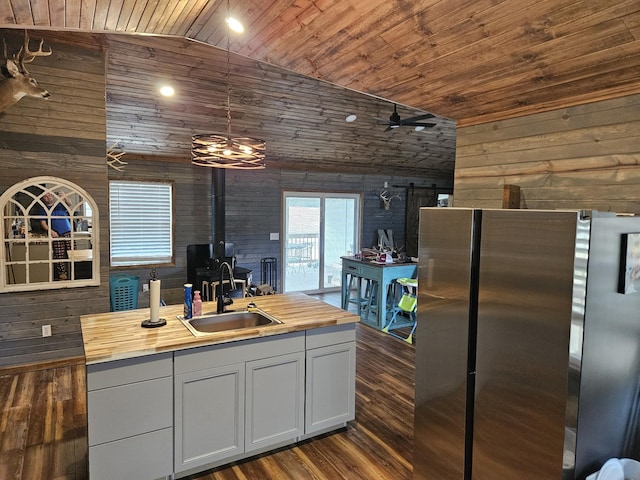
[180,310,281,336]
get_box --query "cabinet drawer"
[342,260,362,275]
[306,323,356,350]
[87,352,172,391]
[175,331,305,374]
[357,263,380,279]
[89,427,172,480]
[343,261,377,280]
[88,376,173,446]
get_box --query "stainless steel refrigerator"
[414,208,640,480]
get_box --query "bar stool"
[360,279,379,321]
[382,277,418,344]
[202,279,247,301]
[344,273,369,315]
[202,281,210,301]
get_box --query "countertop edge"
[81,293,359,365]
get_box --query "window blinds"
[109,180,173,266]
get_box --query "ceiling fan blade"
[402,122,437,128]
[379,104,436,131]
[402,113,436,123]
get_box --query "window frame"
[109,180,175,267]
[282,190,362,293]
[0,176,100,292]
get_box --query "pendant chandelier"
[191,2,266,169]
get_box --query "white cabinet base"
[305,341,356,434]
[89,427,172,480]
[87,324,357,479]
[246,351,305,452]
[87,353,173,480]
[174,363,245,474]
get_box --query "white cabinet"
[87,352,173,480]
[305,323,357,435]
[173,332,305,476]
[85,323,357,479]
[245,351,305,452]
[174,363,245,472]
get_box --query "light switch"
[270,232,279,241]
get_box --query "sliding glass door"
[283,192,360,293]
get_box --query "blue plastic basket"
[109,274,140,311]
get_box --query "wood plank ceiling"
[1,0,640,178]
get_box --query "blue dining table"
[340,256,417,329]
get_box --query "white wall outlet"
[270,232,279,241]
[42,325,52,337]
[142,283,149,292]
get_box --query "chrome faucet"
[216,262,236,314]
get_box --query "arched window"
[1,176,100,292]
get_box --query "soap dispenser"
[192,290,203,317]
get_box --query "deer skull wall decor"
[379,190,401,210]
[0,31,52,113]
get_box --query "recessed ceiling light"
[226,17,244,33]
[345,114,357,123]
[415,126,425,131]
[160,85,175,97]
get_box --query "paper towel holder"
[141,318,166,328]
[141,318,166,327]
[142,269,167,328]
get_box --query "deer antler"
[15,31,52,75]
[21,31,52,63]
[379,190,401,210]
[107,142,128,171]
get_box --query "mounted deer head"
[379,190,401,210]
[0,31,52,112]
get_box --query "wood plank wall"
[224,169,443,289]
[130,166,449,306]
[0,30,450,367]
[454,95,640,212]
[106,158,212,307]
[0,35,108,366]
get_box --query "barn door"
[405,187,437,258]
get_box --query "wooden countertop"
[80,292,360,365]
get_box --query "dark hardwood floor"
[0,362,87,480]
[0,293,415,480]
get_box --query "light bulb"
[226,17,244,33]
[159,85,175,97]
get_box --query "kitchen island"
[341,256,417,329]
[80,292,359,479]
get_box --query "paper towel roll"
[150,279,161,322]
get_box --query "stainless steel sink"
[180,310,281,336]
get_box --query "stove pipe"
[212,168,226,258]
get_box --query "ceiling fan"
[381,104,436,132]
